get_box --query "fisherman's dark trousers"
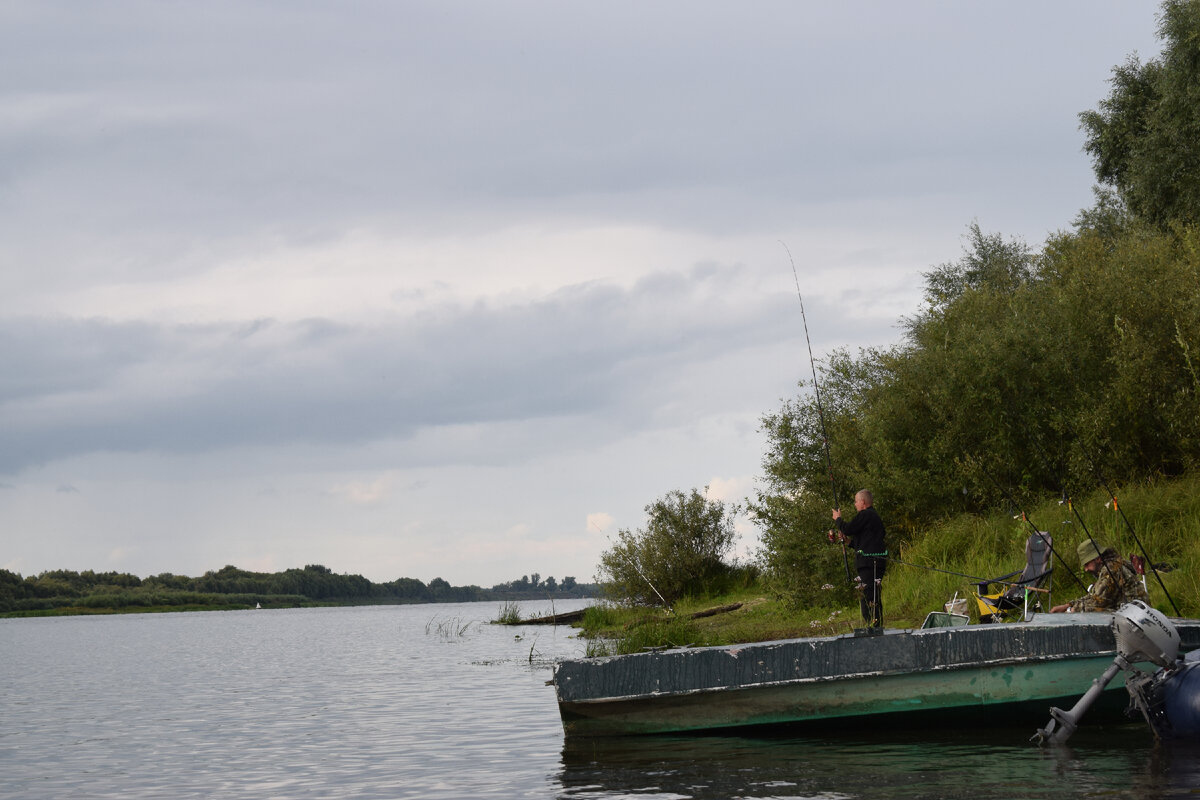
[856,558,885,628]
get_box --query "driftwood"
[523,601,742,627]
[688,602,743,619]
[520,609,587,625]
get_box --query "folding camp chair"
[974,531,1053,622]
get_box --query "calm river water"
[3,600,1199,799]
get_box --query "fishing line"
[872,552,1049,595]
[781,240,853,583]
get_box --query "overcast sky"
[0,1,1164,587]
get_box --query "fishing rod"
[1019,424,1125,593]
[1044,347,1180,613]
[628,556,670,612]
[1073,438,1181,615]
[875,552,1050,595]
[591,521,671,612]
[1061,493,1124,592]
[967,454,1090,594]
[781,241,852,583]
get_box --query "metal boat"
[552,612,1200,737]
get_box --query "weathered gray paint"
[553,613,1200,736]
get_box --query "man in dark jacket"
[833,490,887,628]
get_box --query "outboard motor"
[1122,603,1200,738]
[1034,601,1184,745]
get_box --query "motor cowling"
[1113,600,1179,667]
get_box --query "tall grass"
[885,474,1200,624]
[605,617,713,655]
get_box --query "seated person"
[1050,540,1149,613]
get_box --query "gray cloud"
[1,261,869,474]
[0,1,1159,256]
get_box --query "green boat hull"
[553,614,1200,737]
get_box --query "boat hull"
[553,614,1200,737]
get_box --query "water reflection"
[556,726,1200,800]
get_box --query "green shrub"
[597,487,740,607]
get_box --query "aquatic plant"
[494,601,523,625]
[425,616,476,639]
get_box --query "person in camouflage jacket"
[1050,539,1149,613]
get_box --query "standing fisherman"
[833,490,887,628]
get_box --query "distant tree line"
[0,564,597,615]
[488,573,586,596]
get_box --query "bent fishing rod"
[967,455,1091,594]
[782,241,852,583]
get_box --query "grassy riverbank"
[578,473,1200,654]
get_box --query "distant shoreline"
[0,564,600,618]
[1,593,598,619]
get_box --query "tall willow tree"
[1081,0,1200,228]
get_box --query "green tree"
[386,577,429,600]
[1080,0,1200,227]
[428,577,453,600]
[0,569,25,611]
[752,219,1200,606]
[145,572,190,591]
[750,350,886,608]
[597,487,740,606]
[918,223,1034,312]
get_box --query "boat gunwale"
[555,646,1126,706]
[554,614,1200,706]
